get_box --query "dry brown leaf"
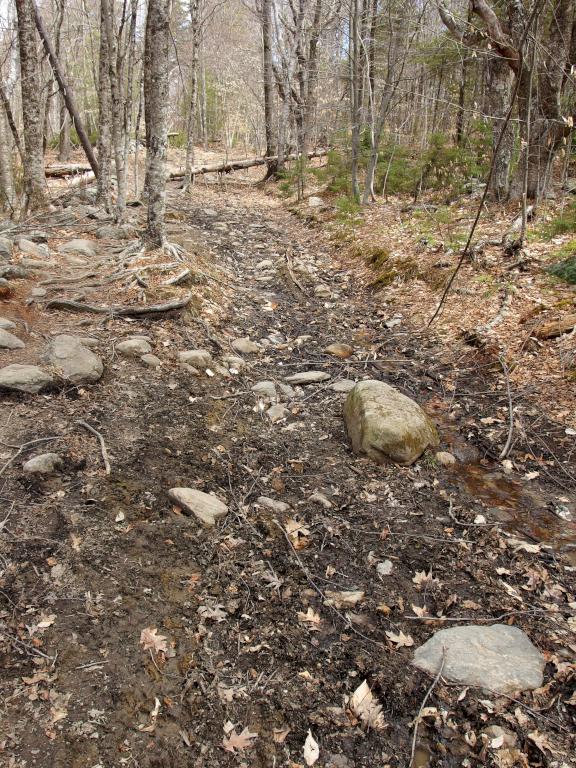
[222,726,258,753]
[347,679,386,730]
[139,627,168,654]
[385,630,414,648]
[285,518,311,549]
[198,604,227,622]
[412,570,440,588]
[138,697,161,733]
[297,607,322,629]
[273,727,291,743]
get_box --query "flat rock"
[0,265,28,279]
[141,353,162,368]
[168,488,228,526]
[59,239,96,258]
[436,451,456,466]
[23,453,62,475]
[20,258,56,270]
[278,383,296,399]
[285,370,330,385]
[324,343,354,358]
[222,355,245,372]
[0,364,54,393]
[179,349,212,367]
[308,196,324,208]
[47,334,104,384]
[331,379,356,393]
[267,404,288,423]
[256,496,290,513]
[251,380,277,399]
[117,338,153,357]
[0,317,16,330]
[413,624,545,694]
[17,238,50,259]
[95,224,136,240]
[231,337,259,354]
[0,328,25,349]
[255,259,274,270]
[344,380,438,465]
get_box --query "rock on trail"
[0,364,54,393]
[168,488,228,526]
[344,379,439,465]
[47,335,104,385]
[413,624,545,694]
[0,328,25,350]
[23,453,62,475]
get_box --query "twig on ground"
[499,355,515,460]
[409,652,445,768]
[76,421,111,475]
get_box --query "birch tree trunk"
[144,0,171,247]
[15,0,46,210]
[96,0,112,210]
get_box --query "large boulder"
[413,624,545,694]
[344,380,438,465]
[59,239,97,258]
[0,364,54,393]
[47,335,103,385]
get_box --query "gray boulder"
[178,349,212,367]
[0,265,29,280]
[59,239,96,258]
[344,380,438,465]
[0,328,25,349]
[17,238,50,259]
[0,364,54,393]
[141,353,162,368]
[117,338,152,357]
[413,624,545,694]
[23,453,62,475]
[251,380,277,400]
[0,317,16,330]
[47,335,104,384]
[168,488,228,526]
[95,224,136,240]
[0,237,13,259]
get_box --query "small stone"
[251,380,277,400]
[256,496,290,513]
[285,370,330,385]
[203,208,218,217]
[324,343,354,359]
[117,338,153,357]
[314,284,331,298]
[59,239,96,258]
[17,238,50,259]
[413,624,545,694]
[167,488,228,526]
[344,380,439,465]
[23,453,62,475]
[30,287,47,298]
[278,383,296,399]
[0,364,54,393]
[221,355,246,372]
[255,259,274,270]
[0,328,25,349]
[47,335,104,384]
[267,404,288,423]
[330,379,356,393]
[95,224,136,240]
[436,451,456,466]
[308,196,324,208]
[213,222,228,232]
[309,491,332,509]
[20,258,56,269]
[141,353,162,368]
[178,349,212,367]
[0,317,16,330]
[231,337,259,354]
[181,364,200,375]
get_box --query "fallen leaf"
[347,679,386,730]
[198,604,227,622]
[273,727,291,743]
[412,570,440,588]
[376,560,393,577]
[297,606,322,629]
[139,627,168,654]
[303,729,319,766]
[138,697,161,732]
[222,726,258,753]
[411,604,430,618]
[385,630,414,648]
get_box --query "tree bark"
[15,0,46,210]
[485,56,513,200]
[262,0,278,179]
[96,0,112,209]
[183,0,201,190]
[0,107,16,211]
[144,0,171,247]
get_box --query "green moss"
[548,254,576,284]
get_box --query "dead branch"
[168,149,328,179]
[76,420,111,475]
[409,653,446,768]
[45,293,192,317]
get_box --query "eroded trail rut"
[1,187,575,767]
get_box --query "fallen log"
[45,164,93,178]
[535,313,576,339]
[45,293,192,317]
[168,149,329,179]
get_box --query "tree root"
[45,293,192,317]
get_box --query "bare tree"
[15,0,46,210]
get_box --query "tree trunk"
[0,83,24,164]
[144,0,171,247]
[183,0,200,190]
[15,0,46,210]
[262,0,278,179]
[0,107,16,211]
[96,0,112,209]
[485,56,513,200]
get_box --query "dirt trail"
[1,184,575,767]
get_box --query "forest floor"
[0,168,575,768]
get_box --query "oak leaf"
[222,726,258,753]
[139,627,168,654]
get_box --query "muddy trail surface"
[1,183,575,767]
